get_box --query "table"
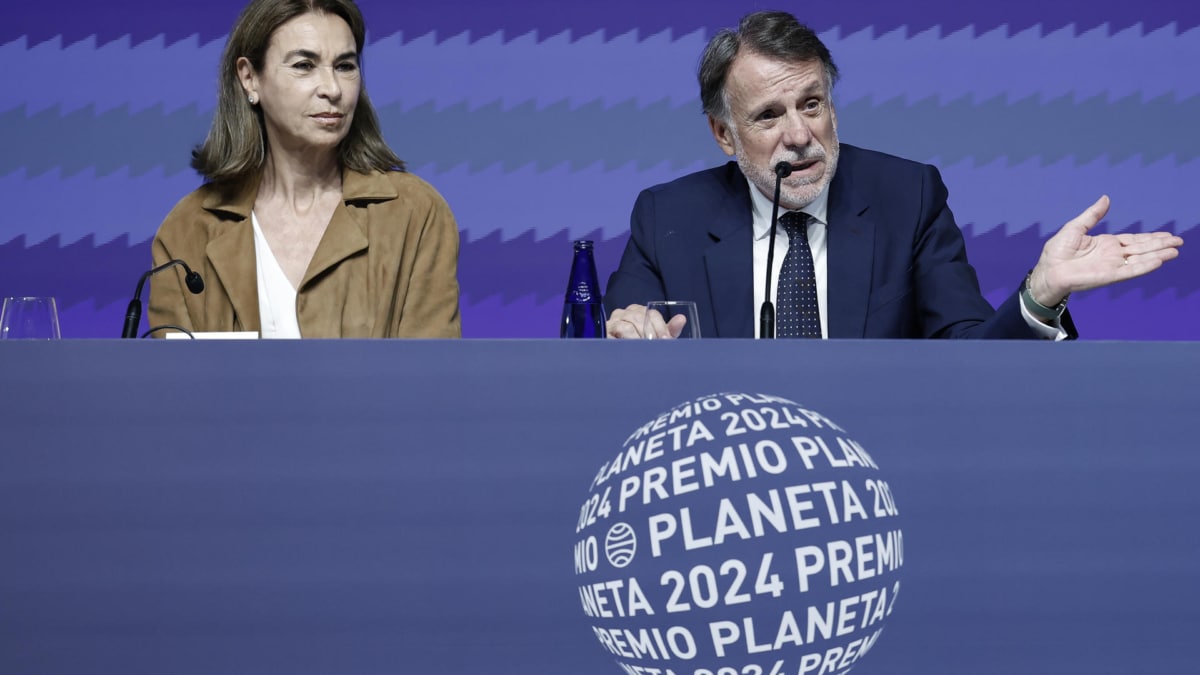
[2,340,1197,674]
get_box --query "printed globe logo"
[573,393,904,675]
[605,523,638,568]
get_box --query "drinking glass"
[643,301,700,339]
[1,297,62,339]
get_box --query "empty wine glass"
[0,297,62,339]
[642,301,700,339]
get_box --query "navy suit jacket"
[605,144,1075,339]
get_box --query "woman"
[149,0,461,338]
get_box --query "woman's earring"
[248,93,258,105]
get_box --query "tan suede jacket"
[148,168,461,338]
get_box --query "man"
[604,11,1182,339]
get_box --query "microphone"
[121,259,204,338]
[759,161,793,339]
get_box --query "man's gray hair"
[698,11,840,122]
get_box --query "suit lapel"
[703,171,755,338]
[300,169,392,289]
[206,223,261,331]
[301,204,368,289]
[826,161,874,338]
[202,182,260,331]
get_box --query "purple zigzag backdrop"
[2,0,1196,338]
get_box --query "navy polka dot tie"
[776,212,821,339]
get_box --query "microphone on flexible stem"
[121,259,204,338]
[759,161,794,339]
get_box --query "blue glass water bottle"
[560,240,607,338]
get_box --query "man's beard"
[735,129,840,210]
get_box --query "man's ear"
[708,115,737,157]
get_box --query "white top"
[745,177,1064,340]
[251,212,302,339]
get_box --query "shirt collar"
[200,167,400,220]
[746,174,831,241]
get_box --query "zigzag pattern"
[7,0,1199,46]
[841,94,1200,166]
[381,99,719,171]
[4,158,1197,246]
[1,104,209,176]
[1,35,223,114]
[3,2,1197,340]
[5,159,1199,250]
[430,161,712,243]
[832,22,1200,105]
[0,234,150,313]
[363,29,707,111]
[0,168,201,244]
[961,222,1197,298]
[934,156,1199,236]
[7,96,1200,179]
[8,26,1200,114]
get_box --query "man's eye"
[292,62,314,71]
[336,62,358,73]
